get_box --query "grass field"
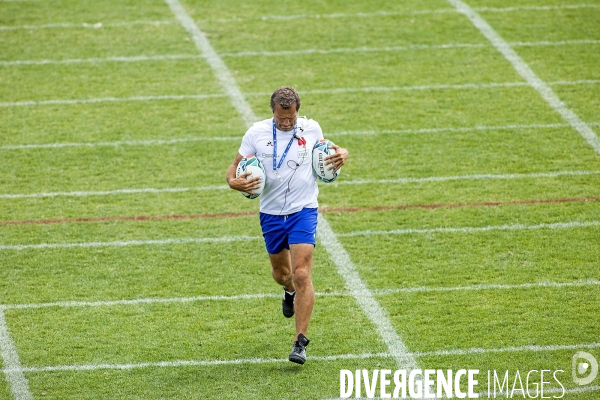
[1,0,599,399]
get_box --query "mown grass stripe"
[2,80,598,108]
[448,0,600,154]
[2,343,599,373]
[1,280,598,310]
[0,310,33,400]
[1,171,597,199]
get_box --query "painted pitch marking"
[0,310,34,400]
[1,342,599,373]
[1,170,598,199]
[1,196,599,226]
[447,0,600,154]
[1,220,597,251]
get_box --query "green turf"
[1,0,599,398]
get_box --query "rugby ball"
[235,155,266,199]
[312,139,341,183]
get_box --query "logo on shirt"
[297,136,306,146]
[266,141,274,147]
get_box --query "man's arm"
[226,153,262,194]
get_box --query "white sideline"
[0,93,226,107]
[3,39,599,66]
[0,235,262,251]
[0,310,33,400]
[447,0,600,155]
[338,221,600,238]
[0,20,174,30]
[0,136,240,150]
[219,39,600,58]
[0,54,202,66]
[2,342,599,373]
[1,4,597,29]
[324,216,419,369]
[1,220,598,252]
[176,0,417,373]
[206,4,600,23]
[1,169,599,199]
[4,122,600,151]
[164,0,256,127]
[0,185,229,198]
[2,80,599,108]
[1,280,598,311]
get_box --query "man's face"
[273,103,298,132]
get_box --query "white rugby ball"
[235,155,266,199]
[312,139,341,183]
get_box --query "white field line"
[0,93,226,107]
[7,122,600,151]
[3,39,599,67]
[0,54,202,66]
[1,169,599,199]
[205,4,600,23]
[3,342,600,374]
[0,310,34,400]
[2,80,599,108]
[319,215,419,370]
[219,39,600,58]
[0,20,174,31]
[2,280,598,311]
[447,0,600,155]
[2,220,597,252]
[338,169,600,185]
[164,0,256,127]
[0,136,241,150]
[1,4,596,28]
[0,235,262,251]
[0,185,229,199]
[8,122,600,151]
[337,221,600,238]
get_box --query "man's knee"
[272,265,292,284]
[292,266,312,288]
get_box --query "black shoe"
[288,333,309,365]
[282,289,295,318]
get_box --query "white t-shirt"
[238,117,324,215]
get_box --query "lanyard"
[272,119,297,177]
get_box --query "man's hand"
[228,172,262,194]
[324,145,349,172]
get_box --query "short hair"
[270,86,301,112]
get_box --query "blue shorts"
[259,208,318,254]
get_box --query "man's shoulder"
[245,118,272,136]
[297,117,322,136]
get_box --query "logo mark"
[266,141,274,147]
[572,351,598,385]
